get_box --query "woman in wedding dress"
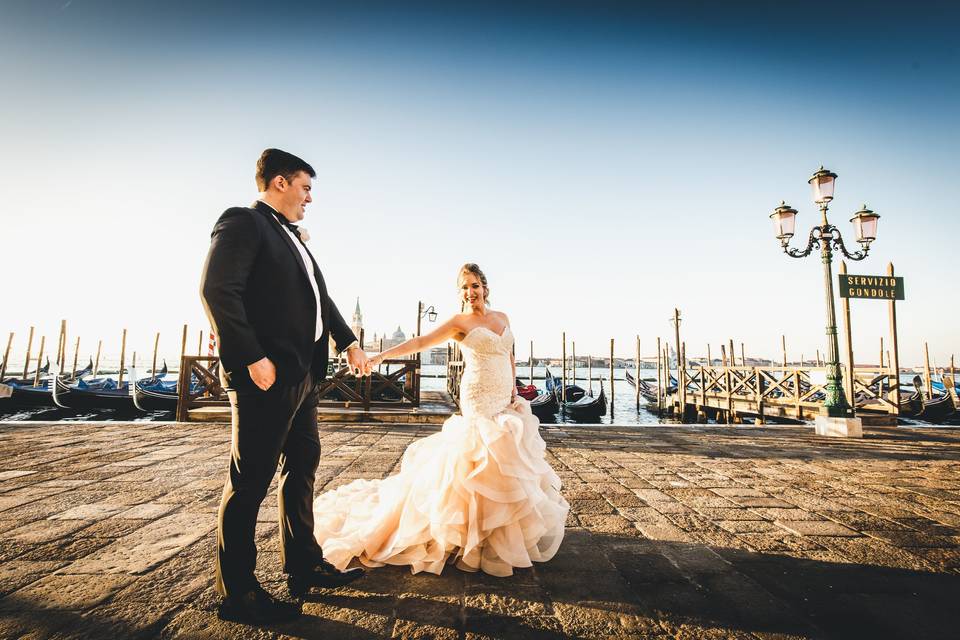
[312,263,569,577]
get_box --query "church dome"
[392,325,405,340]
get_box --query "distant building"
[383,326,407,350]
[426,346,448,365]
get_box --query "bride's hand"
[369,354,383,370]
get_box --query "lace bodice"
[458,325,514,418]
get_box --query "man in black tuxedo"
[201,148,367,624]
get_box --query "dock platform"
[0,420,959,638]
[187,390,458,424]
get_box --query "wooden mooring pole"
[180,325,188,364]
[56,319,66,372]
[71,336,80,379]
[152,332,160,379]
[609,337,615,418]
[197,331,203,357]
[680,341,687,413]
[924,342,933,399]
[587,354,593,395]
[887,263,902,410]
[1,332,13,381]
[656,336,662,416]
[635,335,640,412]
[94,340,103,377]
[33,336,46,387]
[118,329,128,387]
[839,261,855,415]
[561,333,567,403]
[782,335,787,368]
[22,326,34,378]
[572,341,576,387]
[529,340,534,386]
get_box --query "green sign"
[839,274,905,300]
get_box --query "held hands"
[248,357,276,391]
[368,354,384,371]
[345,346,372,377]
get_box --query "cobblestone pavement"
[0,421,959,639]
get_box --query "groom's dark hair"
[255,148,316,192]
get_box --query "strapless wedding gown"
[312,326,569,577]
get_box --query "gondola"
[0,359,54,407]
[50,360,95,408]
[897,385,922,418]
[544,368,585,403]
[932,376,960,396]
[55,370,137,411]
[624,370,660,404]
[132,362,184,411]
[515,378,538,401]
[529,391,559,421]
[562,379,607,422]
[913,376,956,424]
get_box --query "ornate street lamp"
[771,167,880,419]
[416,301,437,337]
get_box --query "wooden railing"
[176,355,422,420]
[316,358,420,409]
[667,364,902,423]
[175,356,227,422]
[446,342,463,409]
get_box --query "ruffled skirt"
[312,399,569,576]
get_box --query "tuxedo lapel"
[253,201,314,288]
[299,242,329,299]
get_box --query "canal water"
[2,363,942,426]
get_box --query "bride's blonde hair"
[458,263,489,310]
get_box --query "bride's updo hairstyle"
[458,263,490,307]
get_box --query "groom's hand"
[248,357,276,390]
[345,346,370,377]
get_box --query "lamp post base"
[814,416,863,438]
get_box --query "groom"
[201,148,367,624]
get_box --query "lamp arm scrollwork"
[830,229,869,261]
[782,227,819,259]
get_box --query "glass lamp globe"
[808,166,838,203]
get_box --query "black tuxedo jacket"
[200,201,356,391]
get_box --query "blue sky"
[1,1,957,367]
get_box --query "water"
[1,365,948,426]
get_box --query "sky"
[1,0,958,369]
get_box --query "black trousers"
[215,371,325,597]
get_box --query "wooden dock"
[177,354,458,424]
[659,363,901,425]
[187,389,457,423]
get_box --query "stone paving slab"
[0,421,959,638]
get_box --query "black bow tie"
[271,211,301,238]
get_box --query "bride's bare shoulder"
[448,313,473,341]
[490,310,510,325]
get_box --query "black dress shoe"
[287,559,365,596]
[217,585,302,624]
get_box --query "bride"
[312,263,569,577]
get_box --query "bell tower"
[351,298,363,344]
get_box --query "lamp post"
[770,167,880,421]
[669,309,683,409]
[416,301,438,338]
